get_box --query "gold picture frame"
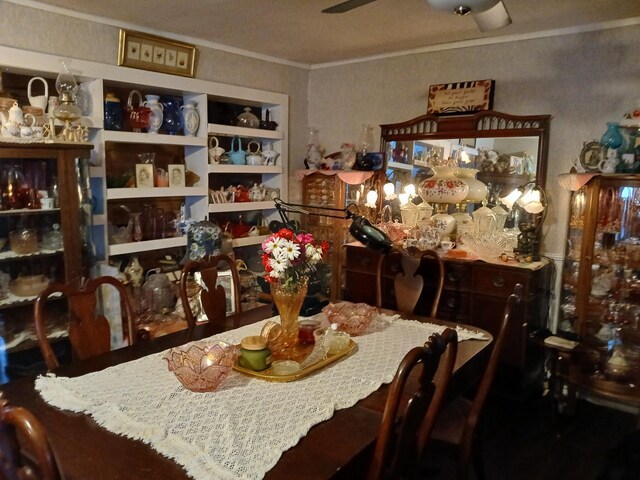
[118,29,197,78]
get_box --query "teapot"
[249,183,266,202]
[246,141,264,166]
[0,102,24,128]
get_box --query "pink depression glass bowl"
[164,340,238,393]
[322,302,377,336]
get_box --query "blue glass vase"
[160,96,183,135]
[600,122,624,150]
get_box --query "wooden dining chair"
[0,394,62,480]
[368,327,458,480]
[376,249,445,318]
[179,254,241,329]
[35,276,137,371]
[429,283,523,480]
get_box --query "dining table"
[3,307,492,480]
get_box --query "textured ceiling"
[20,0,640,65]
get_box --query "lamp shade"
[473,1,511,31]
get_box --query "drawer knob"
[446,273,459,282]
[446,298,456,308]
[493,276,506,288]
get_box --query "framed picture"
[168,164,185,187]
[118,29,197,78]
[135,164,154,188]
[427,79,495,115]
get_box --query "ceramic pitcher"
[181,101,200,136]
[143,95,163,134]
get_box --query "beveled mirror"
[380,110,551,206]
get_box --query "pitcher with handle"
[143,94,163,134]
[28,77,49,112]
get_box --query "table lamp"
[274,198,393,254]
[500,182,547,260]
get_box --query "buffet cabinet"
[0,143,93,380]
[344,243,552,395]
[558,174,640,410]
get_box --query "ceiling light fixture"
[427,0,512,31]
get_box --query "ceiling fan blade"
[322,0,378,14]
[473,1,512,31]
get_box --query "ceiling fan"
[322,0,512,32]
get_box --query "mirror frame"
[380,110,551,190]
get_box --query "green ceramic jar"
[238,335,271,371]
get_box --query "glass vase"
[600,122,624,150]
[271,277,308,348]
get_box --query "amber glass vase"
[271,277,308,348]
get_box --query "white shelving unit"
[0,45,289,264]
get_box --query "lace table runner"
[36,316,488,480]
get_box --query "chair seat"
[431,397,472,445]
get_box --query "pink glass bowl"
[164,340,238,393]
[322,302,377,336]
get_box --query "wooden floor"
[477,394,639,480]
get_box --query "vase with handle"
[143,95,163,134]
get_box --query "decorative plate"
[579,141,605,173]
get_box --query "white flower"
[305,244,322,264]
[269,257,287,277]
[282,240,301,261]
[263,237,282,254]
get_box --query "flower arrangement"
[261,228,329,292]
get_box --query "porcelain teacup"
[440,240,456,251]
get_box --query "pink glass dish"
[322,302,377,336]
[164,340,238,393]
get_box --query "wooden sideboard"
[343,243,553,396]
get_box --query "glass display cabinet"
[0,143,94,381]
[559,174,640,408]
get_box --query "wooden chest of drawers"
[344,244,552,396]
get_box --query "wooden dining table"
[3,309,492,480]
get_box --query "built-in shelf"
[207,124,283,140]
[208,165,283,174]
[209,201,275,213]
[107,187,208,200]
[108,236,187,256]
[0,208,60,216]
[103,131,207,146]
[232,235,267,248]
[0,248,62,261]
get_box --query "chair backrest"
[34,276,136,371]
[179,254,241,329]
[369,328,459,480]
[376,249,444,318]
[0,395,62,480]
[457,283,523,478]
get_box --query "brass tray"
[233,340,358,382]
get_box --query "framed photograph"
[427,79,495,115]
[168,164,185,187]
[135,164,154,188]
[118,29,197,77]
